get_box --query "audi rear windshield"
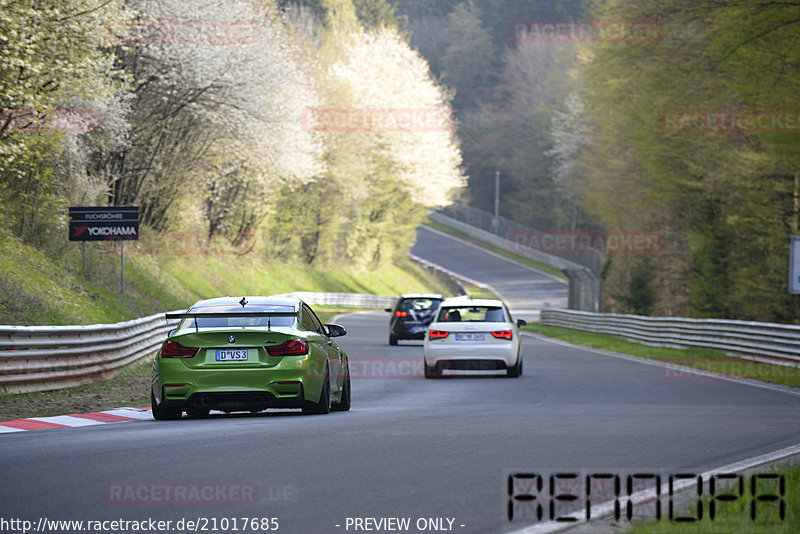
[437,306,506,323]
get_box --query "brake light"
[491,330,513,340]
[267,339,309,356]
[394,311,408,317]
[160,341,199,358]
[429,330,449,339]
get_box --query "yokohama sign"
[69,206,139,242]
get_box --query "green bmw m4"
[150,296,350,420]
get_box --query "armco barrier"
[0,293,401,394]
[0,312,181,394]
[540,308,800,367]
[273,292,398,308]
[407,254,469,296]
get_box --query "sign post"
[791,236,800,294]
[69,206,139,293]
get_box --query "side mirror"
[385,308,393,313]
[325,324,347,337]
[168,328,177,336]
[517,319,527,327]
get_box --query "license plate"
[455,333,484,341]
[410,326,425,333]
[216,349,249,361]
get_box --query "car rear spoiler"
[165,311,298,332]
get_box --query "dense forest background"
[393,0,800,323]
[1,0,799,323]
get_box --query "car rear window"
[181,305,296,329]
[398,298,441,312]
[437,306,505,322]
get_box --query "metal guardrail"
[0,312,181,394]
[541,308,800,367]
[408,253,480,295]
[0,293,403,394]
[273,292,398,308]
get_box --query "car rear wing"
[165,311,298,332]
[165,312,298,319]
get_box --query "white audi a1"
[423,296,526,378]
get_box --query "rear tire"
[151,390,182,420]
[186,407,210,418]
[303,368,331,415]
[389,334,398,346]
[331,365,351,412]
[507,357,521,378]
[424,362,439,379]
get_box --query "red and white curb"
[0,407,153,433]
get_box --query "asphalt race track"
[1,229,800,533]
[411,225,567,320]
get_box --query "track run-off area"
[1,226,799,533]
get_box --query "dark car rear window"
[398,298,441,312]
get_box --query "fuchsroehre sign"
[69,206,139,241]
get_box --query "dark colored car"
[386,293,443,345]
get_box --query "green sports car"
[150,296,350,420]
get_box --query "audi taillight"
[267,339,309,356]
[429,330,449,339]
[491,330,513,340]
[160,341,199,358]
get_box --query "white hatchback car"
[423,296,526,378]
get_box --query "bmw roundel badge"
[228,335,236,343]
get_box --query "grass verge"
[625,461,799,533]
[423,219,568,280]
[0,359,153,421]
[525,323,800,388]
[0,226,456,326]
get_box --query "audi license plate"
[455,333,484,341]
[216,349,249,361]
